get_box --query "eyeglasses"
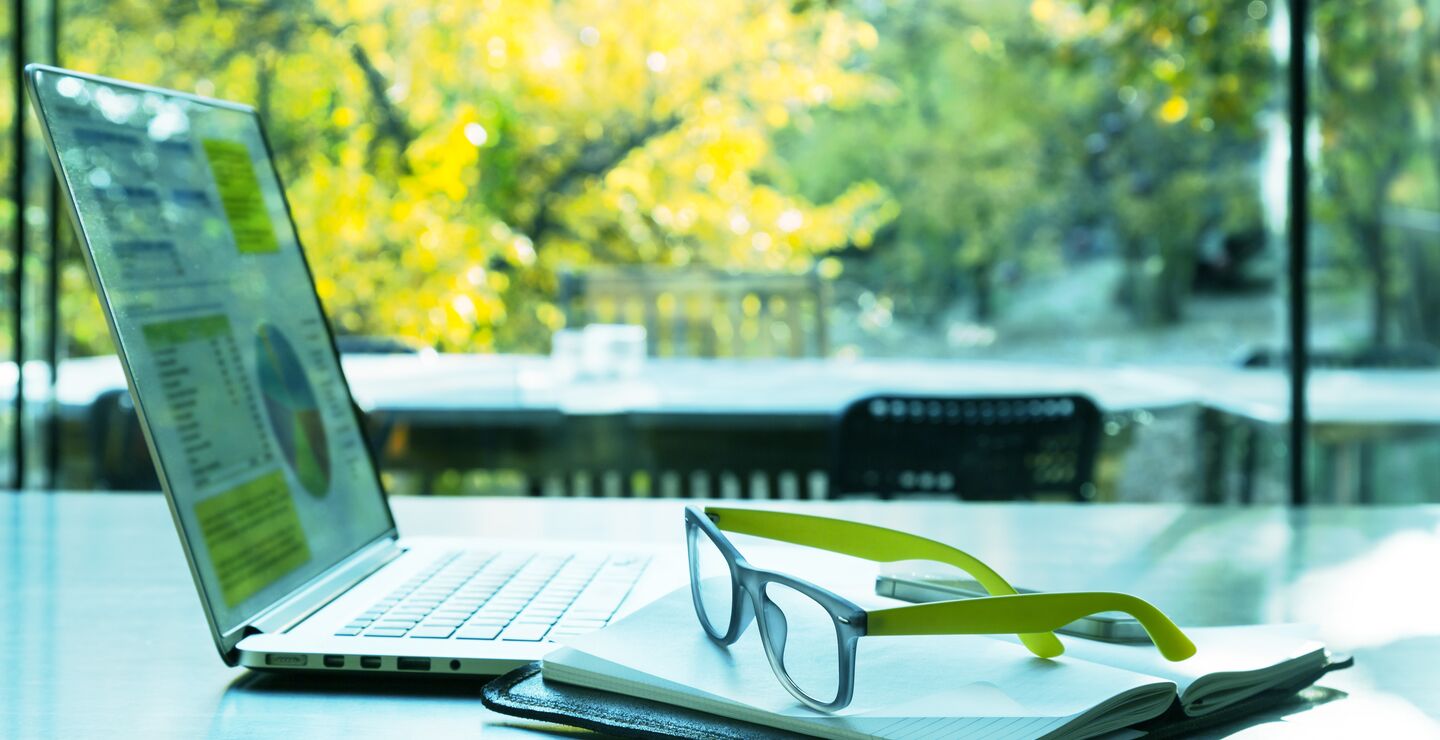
[684,506,1196,713]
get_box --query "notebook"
[538,588,1337,740]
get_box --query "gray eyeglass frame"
[684,506,868,712]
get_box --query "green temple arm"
[867,592,1197,661]
[703,507,1066,658]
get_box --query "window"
[1306,1,1440,503]
[7,0,1426,504]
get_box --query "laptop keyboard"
[334,551,649,642]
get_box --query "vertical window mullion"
[1287,0,1310,506]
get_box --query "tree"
[786,0,1273,335]
[783,1,1092,326]
[59,0,899,353]
[1089,0,1440,349]
[1314,0,1429,347]
[1060,0,1275,326]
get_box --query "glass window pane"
[51,1,1294,502]
[1307,0,1440,503]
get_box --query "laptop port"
[265,653,307,667]
[360,656,382,669]
[397,657,431,671]
[323,655,345,668]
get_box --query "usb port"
[323,655,345,668]
[360,656,382,669]
[396,657,430,671]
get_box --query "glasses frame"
[684,505,1197,714]
[686,506,867,712]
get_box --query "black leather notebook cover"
[481,656,1353,739]
[481,661,805,739]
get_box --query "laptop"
[24,64,681,675]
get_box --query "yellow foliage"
[62,0,899,353]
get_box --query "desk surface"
[4,494,1439,738]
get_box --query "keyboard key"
[344,549,648,643]
[456,625,503,640]
[555,618,608,631]
[500,624,551,642]
[568,604,619,620]
[333,627,363,636]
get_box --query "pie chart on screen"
[256,323,331,498]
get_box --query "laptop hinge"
[243,537,404,637]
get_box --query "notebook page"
[1049,625,1326,716]
[545,588,1177,739]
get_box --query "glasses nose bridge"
[749,585,793,689]
[729,562,765,635]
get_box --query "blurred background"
[3,0,1439,504]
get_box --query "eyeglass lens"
[762,581,842,705]
[687,523,735,637]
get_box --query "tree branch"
[346,40,416,171]
[523,114,682,248]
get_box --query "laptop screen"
[29,67,395,635]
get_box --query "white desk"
[3,494,1438,737]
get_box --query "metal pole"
[10,0,27,489]
[1287,0,1310,506]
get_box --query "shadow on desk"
[224,669,490,699]
[220,671,596,737]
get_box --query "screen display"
[30,68,394,634]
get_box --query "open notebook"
[540,588,1333,740]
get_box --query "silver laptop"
[25,64,680,675]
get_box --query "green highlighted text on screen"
[202,138,280,254]
[195,470,311,607]
[141,314,231,346]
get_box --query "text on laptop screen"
[30,69,394,634]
